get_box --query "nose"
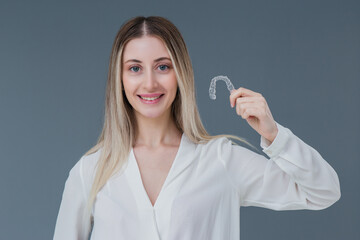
[143,69,159,90]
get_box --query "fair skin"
[122,35,181,147]
[122,35,182,206]
[229,88,278,143]
[121,35,278,206]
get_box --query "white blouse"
[53,122,340,240]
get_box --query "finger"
[232,95,268,110]
[231,87,261,98]
[236,102,266,119]
[236,102,257,117]
[242,108,261,119]
[236,98,267,110]
[230,87,262,108]
[234,96,264,106]
[234,99,266,118]
[238,107,263,120]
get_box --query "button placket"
[152,208,162,240]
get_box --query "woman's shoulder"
[81,148,102,169]
[197,136,231,154]
[201,136,232,148]
[69,148,102,181]
[198,135,261,160]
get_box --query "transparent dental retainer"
[209,75,235,100]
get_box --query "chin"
[138,110,165,119]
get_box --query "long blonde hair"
[82,16,257,230]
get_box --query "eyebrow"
[124,57,171,64]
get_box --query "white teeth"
[140,95,161,100]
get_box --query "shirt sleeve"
[53,157,92,240]
[218,121,341,210]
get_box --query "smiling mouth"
[137,94,164,100]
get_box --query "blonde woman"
[53,16,340,240]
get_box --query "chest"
[133,146,179,206]
[92,151,236,240]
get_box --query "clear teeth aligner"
[209,75,235,100]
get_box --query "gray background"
[0,0,358,239]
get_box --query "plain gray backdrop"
[1,0,358,239]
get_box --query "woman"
[53,16,341,240]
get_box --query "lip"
[138,93,163,98]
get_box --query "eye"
[130,66,140,72]
[158,65,170,71]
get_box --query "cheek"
[167,74,178,91]
[122,76,134,92]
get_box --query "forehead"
[122,36,170,61]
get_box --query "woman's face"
[122,35,178,120]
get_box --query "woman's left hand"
[229,87,278,144]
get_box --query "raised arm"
[219,122,341,210]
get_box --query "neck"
[134,110,182,148]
